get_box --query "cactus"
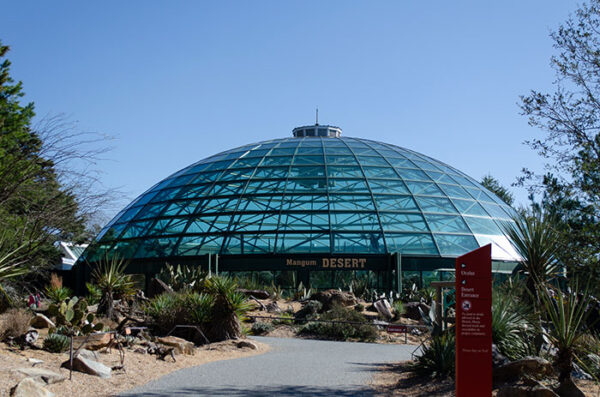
[43,333,70,353]
[47,296,104,336]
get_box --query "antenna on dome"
[315,107,319,126]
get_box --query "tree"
[480,174,514,205]
[520,1,600,279]
[0,40,115,281]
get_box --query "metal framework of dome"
[77,124,519,290]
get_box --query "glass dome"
[83,135,519,263]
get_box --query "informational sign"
[386,325,407,333]
[455,244,492,397]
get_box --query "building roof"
[81,135,520,264]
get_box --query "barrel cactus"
[43,333,70,353]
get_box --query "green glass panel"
[333,233,385,253]
[251,167,288,179]
[424,170,457,184]
[324,146,352,155]
[356,156,388,166]
[379,212,428,232]
[385,233,438,255]
[368,179,409,194]
[352,147,379,156]
[463,216,502,235]
[329,194,374,211]
[281,195,328,211]
[121,221,153,239]
[244,180,286,194]
[175,185,208,200]
[327,166,363,178]
[277,233,330,253]
[482,203,512,219]
[260,156,291,166]
[176,236,204,256]
[434,234,479,256]
[238,195,283,212]
[363,166,398,179]
[326,155,358,165]
[424,214,471,233]
[134,237,178,258]
[405,181,444,196]
[438,183,473,199]
[269,147,296,156]
[327,179,368,192]
[280,212,329,231]
[289,166,325,178]
[373,195,419,212]
[414,196,458,214]
[387,157,416,168]
[243,234,278,253]
[332,212,379,231]
[296,147,323,155]
[230,157,261,169]
[409,159,442,172]
[450,199,490,216]
[292,155,323,165]
[397,168,430,181]
[286,179,327,192]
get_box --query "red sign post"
[455,244,492,396]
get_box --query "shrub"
[85,283,102,305]
[272,312,293,326]
[0,308,32,341]
[410,333,455,378]
[43,333,70,353]
[393,301,404,318]
[299,305,378,341]
[145,291,215,335]
[44,285,72,304]
[492,288,536,360]
[251,321,274,335]
[354,304,365,312]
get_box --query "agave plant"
[410,333,455,377]
[91,255,134,320]
[157,263,206,291]
[501,207,562,305]
[0,237,29,305]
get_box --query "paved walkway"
[121,336,415,396]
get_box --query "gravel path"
[121,337,415,396]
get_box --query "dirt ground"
[370,362,600,397]
[0,338,268,397]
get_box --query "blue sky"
[3,1,577,221]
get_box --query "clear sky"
[2,1,577,222]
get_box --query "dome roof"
[84,136,519,263]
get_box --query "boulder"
[10,378,54,397]
[493,357,554,384]
[295,300,322,321]
[373,299,393,320]
[497,385,558,397]
[238,289,270,300]
[30,314,55,329]
[147,278,173,299]
[14,367,65,384]
[73,333,113,351]
[265,301,282,313]
[236,340,258,350]
[76,349,99,361]
[156,336,195,355]
[27,358,43,366]
[61,356,112,379]
[311,289,356,311]
[572,362,592,380]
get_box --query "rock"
[374,299,393,320]
[77,349,99,361]
[492,344,509,367]
[133,347,147,354]
[147,278,173,299]
[410,328,423,336]
[87,304,98,313]
[238,289,270,300]
[311,289,356,311]
[494,357,554,384]
[10,378,54,397]
[236,340,258,350]
[572,362,592,380]
[61,356,112,379]
[265,301,281,313]
[156,336,195,355]
[372,320,388,330]
[14,367,66,384]
[24,329,39,345]
[497,385,558,397]
[295,300,322,321]
[73,333,113,351]
[27,358,43,366]
[30,314,55,329]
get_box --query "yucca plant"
[501,208,562,306]
[204,276,252,341]
[539,280,594,393]
[91,256,135,320]
[0,237,29,305]
[157,263,206,291]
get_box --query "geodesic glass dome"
[82,128,519,265]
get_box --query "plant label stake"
[455,244,492,396]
